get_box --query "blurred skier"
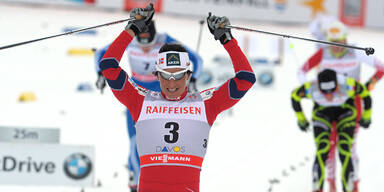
[298,20,384,192]
[291,69,372,192]
[94,14,203,192]
[308,14,337,49]
[99,4,255,191]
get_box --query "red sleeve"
[203,39,256,126]
[99,30,145,121]
[373,58,384,80]
[301,48,323,72]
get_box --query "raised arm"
[203,14,256,126]
[99,4,154,121]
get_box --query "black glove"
[95,72,106,94]
[125,3,155,35]
[207,13,233,44]
[188,77,198,93]
[359,118,371,129]
[297,120,309,132]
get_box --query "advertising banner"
[96,0,124,9]
[0,0,94,5]
[365,0,384,28]
[339,0,366,27]
[0,126,60,143]
[124,0,163,12]
[0,143,94,186]
[162,0,338,23]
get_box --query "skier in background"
[99,4,255,191]
[308,14,337,49]
[298,20,384,192]
[291,69,372,192]
[94,14,203,192]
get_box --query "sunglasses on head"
[156,68,189,80]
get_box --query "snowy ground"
[0,3,384,192]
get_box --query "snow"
[0,3,383,192]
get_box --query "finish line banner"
[0,143,95,186]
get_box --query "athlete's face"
[324,93,334,101]
[138,32,153,53]
[322,86,338,101]
[330,39,347,55]
[158,68,191,99]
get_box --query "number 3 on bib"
[164,122,179,143]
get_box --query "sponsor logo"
[128,50,157,57]
[200,87,215,100]
[166,53,181,66]
[156,146,186,153]
[150,154,191,163]
[0,156,55,173]
[274,0,287,11]
[146,106,201,115]
[140,154,204,167]
[323,62,357,68]
[63,153,92,180]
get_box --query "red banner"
[124,0,162,13]
[339,0,366,27]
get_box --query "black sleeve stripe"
[235,71,256,84]
[99,57,119,72]
[228,79,248,100]
[106,70,127,90]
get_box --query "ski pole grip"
[365,47,375,55]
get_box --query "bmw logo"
[258,71,274,86]
[63,153,92,180]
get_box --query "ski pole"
[0,18,135,51]
[195,19,205,53]
[226,25,375,55]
